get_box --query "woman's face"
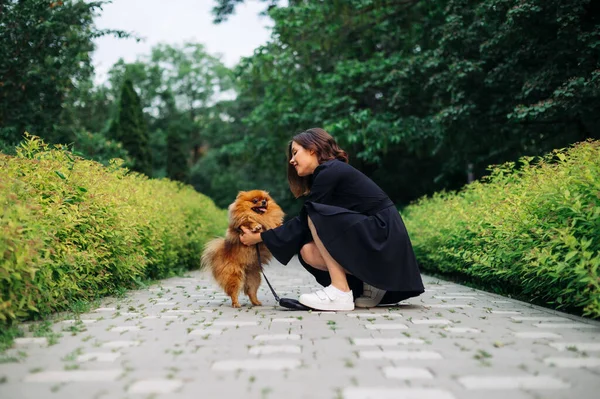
[290,141,319,177]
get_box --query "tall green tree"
[204,0,599,208]
[0,0,129,147]
[109,79,152,176]
[166,121,190,183]
[101,43,232,176]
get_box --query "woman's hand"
[239,226,263,246]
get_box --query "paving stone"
[212,320,258,326]
[411,319,451,325]
[109,326,140,332]
[426,304,473,308]
[254,334,301,341]
[353,338,425,346]
[444,327,480,333]
[513,332,563,339]
[359,350,443,360]
[24,369,122,382]
[543,357,600,368]
[6,258,600,399]
[13,338,48,346]
[61,319,98,324]
[458,375,570,389]
[128,379,184,393]
[383,367,434,379]
[101,340,141,348]
[534,323,598,329]
[510,316,570,322]
[365,323,408,330]
[434,296,477,299]
[212,358,301,370]
[490,311,521,314]
[248,345,302,354]
[444,292,478,295]
[271,318,300,323]
[343,387,456,399]
[548,342,600,351]
[76,352,121,362]
[189,328,224,336]
[347,313,403,318]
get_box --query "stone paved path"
[1,256,599,399]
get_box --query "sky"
[91,0,274,84]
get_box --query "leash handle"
[255,245,280,302]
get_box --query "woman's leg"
[307,216,350,292]
[299,242,327,271]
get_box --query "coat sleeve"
[261,162,342,265]
[261,216,311,265]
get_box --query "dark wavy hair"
[287,128,349,198]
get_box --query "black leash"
[256,245,280,302]
[255,244,311,310]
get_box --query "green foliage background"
[0,136,227,325]
[404,140,600,318]
[0,0,599,321]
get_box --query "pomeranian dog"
[201,190,284,308]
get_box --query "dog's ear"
[236,191,246,199]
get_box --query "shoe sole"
[298,298,354,312]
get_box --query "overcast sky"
[92,0,273,83]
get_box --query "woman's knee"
[300,243,325,269]
[300,242,316,263]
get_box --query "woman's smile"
[290,141,319,176]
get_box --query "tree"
[203,0,599,208]
[0,0,129,147]
[101,43,233,175]
[166,122,189,183]
[211,0,281,23]
[109,79,152,176]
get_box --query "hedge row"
[0,135,227,325]
[403,140,600,319]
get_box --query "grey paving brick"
[3,256,599,399]
[343,387,456,399]
[458,375,570,389]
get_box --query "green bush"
[403,140,600,318]
[0,135,227,325]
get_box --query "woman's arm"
[239,226,262,246]
[242,216,311,265]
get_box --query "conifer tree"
[167,120,190,183]
[109,79,152,176]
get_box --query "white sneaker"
[355,283,386,308]
[299,285,354,311]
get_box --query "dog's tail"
[201,237,225,272]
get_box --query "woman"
[240,128,424,311]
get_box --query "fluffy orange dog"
[202,190,284,308]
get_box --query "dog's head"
[231,190,273,215]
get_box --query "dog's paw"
[251,224,264,233]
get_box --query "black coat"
[261,159,424,303]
